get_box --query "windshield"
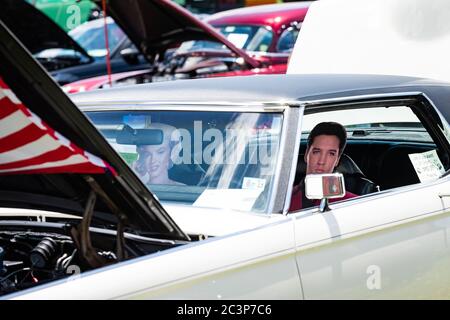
[69,18,126,57]
[87,110,283,213]
[178,24,273,53]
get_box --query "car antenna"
[102,0,112,88]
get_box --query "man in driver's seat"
[289,122,358,211]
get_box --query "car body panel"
[52,53,151,85]
[0,208,81,221]
[164,204,286,237]
[10,217,301,299]
[70,73,448,106]
[62,69,151,93]
[294,177,450,298]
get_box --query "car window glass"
[291,104,449,212]
[276,25,301,53]
[69,19,126,57]
[87,110,283,213]
[218,25,273,52]
[177,25,273,53]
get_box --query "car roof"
[205,2,311,29]
[72,73,450,106]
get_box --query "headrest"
[337,154,364,176]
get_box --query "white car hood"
[287,0,450,83]
[163,203,286,237]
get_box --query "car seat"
[376,145,425,190]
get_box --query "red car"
[63,1,311,93]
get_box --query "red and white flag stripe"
[0,77,116,175]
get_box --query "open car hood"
[0,19,189,241]
[94,0,260,69]
[0,0,93,70]
[288,0,450,83]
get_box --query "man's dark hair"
[307,122,347,155]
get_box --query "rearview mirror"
[305,173,345,200]
[116,125,164,145]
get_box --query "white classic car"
[2,0,450,300]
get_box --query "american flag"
[0,77,114,175]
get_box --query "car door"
[293,179,450,299]
[290,95,450,299]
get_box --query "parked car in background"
[162,1,312,78]
[1,0,150,85]
[51,17,151,85]
[205,2,310,56]
[62,1,311,93]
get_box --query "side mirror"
[120,47,140,65]
[305,173,345,212]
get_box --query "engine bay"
[0,220,185,297]
[0,229,79,295]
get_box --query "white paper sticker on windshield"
[226,34,248,49]
[408,149,445,183]
[242,177,266,190]
[193,188,263,212]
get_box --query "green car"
[27,0,100,32]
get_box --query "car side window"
[276,24,301,53]
[290,101,450,212]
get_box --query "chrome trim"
[76,91,429,111]
[282,105,304,215]
[294,91,424,107]
[267,107,288,213]
[421,92,450,140]
[247,51,290,58]
[439,193,450,198]
[78,101,271,107]
[79,102,287,113]
[269,105,301,213]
